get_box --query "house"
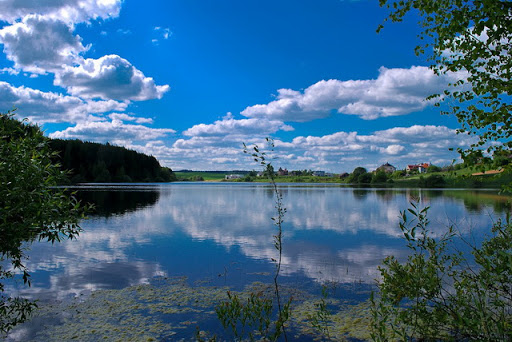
[377,162,396,174]
[225,174,243,180]
[406,163,430,173]
[418,163,430,173]
[312,171,325,177]
[406,164,419,172]
[339,172,349,179]
[277,167,288,176]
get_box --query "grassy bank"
[175,167,512,189]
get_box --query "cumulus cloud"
[134,123,475,172]
[0,67,19,75]
[383,144,405,155]
[49,119,176,144]
[0,15,88,74]
[183,113,293,137]
[0,2,169,105]
[0,0,122,24]
[242,66,465,121]
[0,81,127,123]
[108,112,154,124]
[54,55,170,101]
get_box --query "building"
[312,171,325,177]
[339,172,349,179]
[225,174,243,180]
[377,162,396,174]
[418,163,430,173]
[406,163,430,173]
[277,167,288,176]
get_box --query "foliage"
[347,167,367,183]
[418,174,446,188]
[49,139,176,183]
[215,138,292,341]
[0,111,88,334]
[357,172,373,184]
[427,165,442,173]
[216,291,290,341]
[372,170,389,184]
[378,0,512,158]
[305,285,331,339]
[390,170,406,179]
[371,203,512,341]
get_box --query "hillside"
[49,139,176,183]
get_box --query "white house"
[225,174,243,180]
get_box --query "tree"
[347,167,368,183]
[371,170,389,184]
[0,111,88,334]
[378,0,512,158]
[427,164,442,173]
[372,2,512,339]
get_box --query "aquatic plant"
[215,138,292,341]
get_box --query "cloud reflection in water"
[9,184,509,301]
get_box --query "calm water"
[5,183,512,340]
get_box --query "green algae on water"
[16,277,374,341]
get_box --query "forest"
[49,139,176,183]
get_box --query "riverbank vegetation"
[0,111,89,333]
[369,0,512,340]
[219,162,512,189]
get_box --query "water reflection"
[75,184,160,217]
[10,184,511,303]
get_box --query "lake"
[6,183,511,341]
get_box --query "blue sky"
[0,0,474,172]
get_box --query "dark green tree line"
[49,139,176,183]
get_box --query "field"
[174,171,247,181]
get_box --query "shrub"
[371,203,512,341]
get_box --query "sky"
[0,0,476,172]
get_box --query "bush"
[418,174,445,188]
[347,167,367,183]
[357,172,373,184]
[371,203,512,341]
[0,111,88,333]
[371,171,388,184]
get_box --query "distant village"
[225,162,432,180]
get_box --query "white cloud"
[383,144,405,155]
[0,67,19,75]
[0,0,122,24]
[242,66,465,121]
[54,55,170,101]
[108,112,154,124]
[183,115,293,137]
[0,81,127,123]
[152,26,172,44]
[0,15,88,74]
[116,28,132,35]
[49,119,176,143]
[133,123,475,172]
[0,3,169,104]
